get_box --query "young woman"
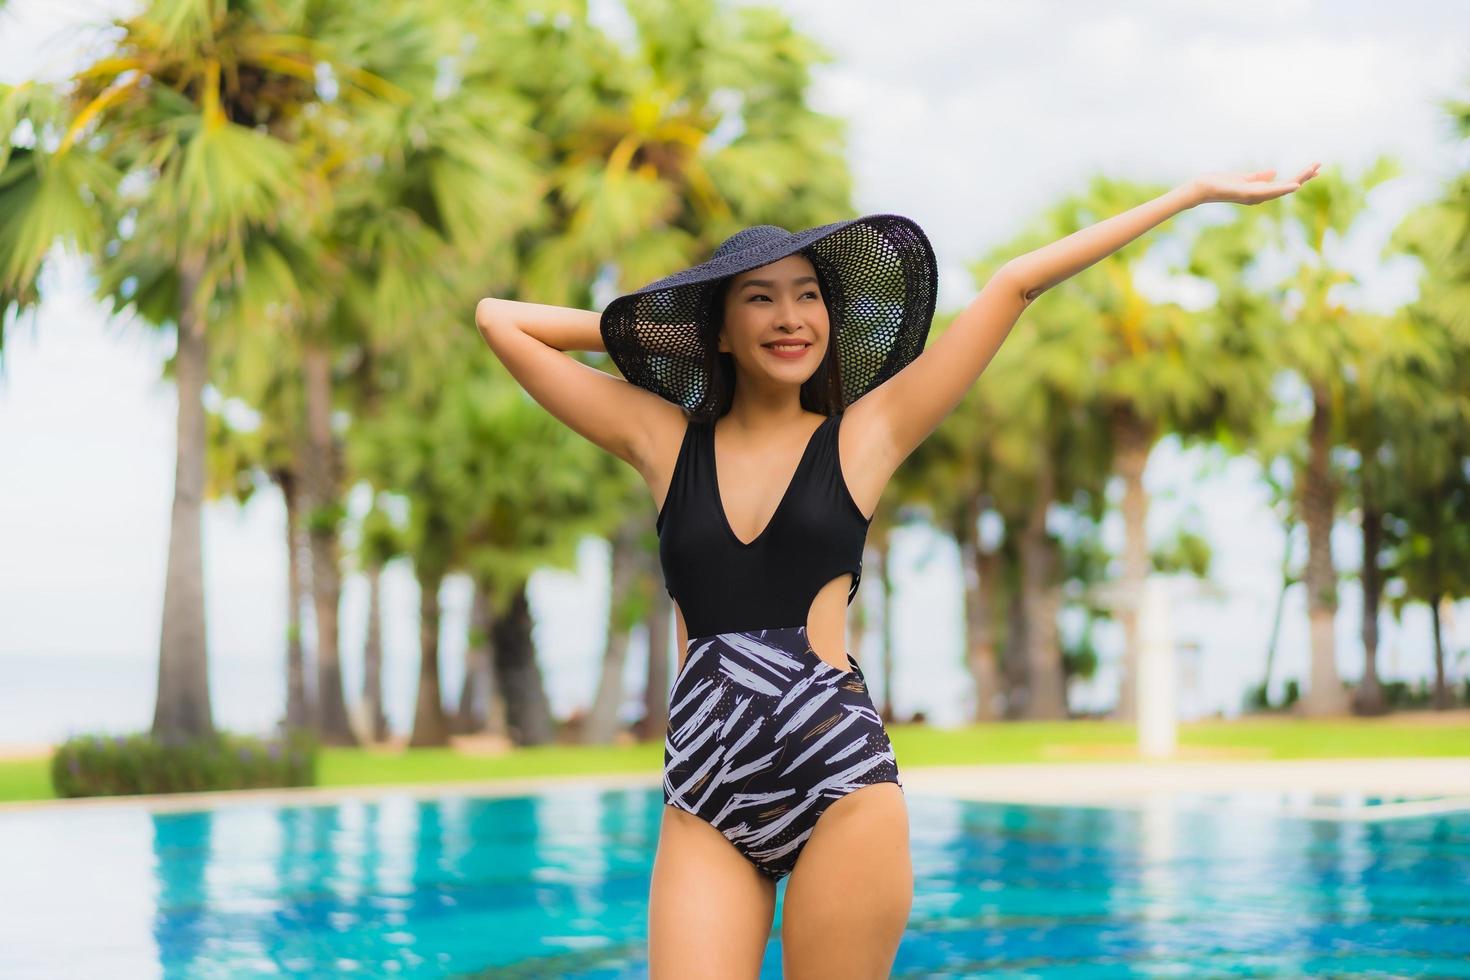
[475,162,1319,979]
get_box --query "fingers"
[1249,181,1302,203]
[1206,161,1322,205]
[1261,162,1321,201]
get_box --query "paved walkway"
[900,756,1470,804]
[3,756,1467,816]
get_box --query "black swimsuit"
[656,410,904,882]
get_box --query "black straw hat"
[599,213,938,417]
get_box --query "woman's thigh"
[648,804,777,979]
[779,782,911,979]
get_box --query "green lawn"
[2,716,1465,804]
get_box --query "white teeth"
[765,344,808,351]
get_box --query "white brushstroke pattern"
[662,628,901,879]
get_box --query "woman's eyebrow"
[739,276,819,290]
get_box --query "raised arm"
[851,163,1321,479]
[474,298,680,475]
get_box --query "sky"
[2,0,1469,745]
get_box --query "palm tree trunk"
[1260,520,1294,710]
[152,254,214,744]
[639,588,672,741]
[959,499,1001,721]
[363,564,389,742]
[1002,537,1029,719]
[492,587,555,746]
[1111,407,1152,722]
[302,340,356,745]
[467,577,510,738]
[1020,456,1067,720]
[1301,387,1347,716]
[487,653,510,738]
[1354,482,1386,715]
[279,468,312,731]
[409,570,450,746]
[584,524,640,744]
[1432,594,1451,710]
[878,538,898,722]
[455,584,491,735]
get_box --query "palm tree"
[287,0,555,744]
[1336,307,1448,714]
[349,384,480,748]
[454,581,502,738]
[206,323,320,731]
[1267,157,1401,716]
[356,502,401,743]
[885,301,1007,722]
[1005,355,1113,721]
[349,349,613,746]
[201,343,316,730]
[1241,417,1309,711]
[1380,407,1470,710]
[518,0,856,309]
[1034,177,1277,722]
[637,588,675,740]
[0,0,373,741]
[1378,92,1470,709]
[583,519,657,744]
[464,381,617,746]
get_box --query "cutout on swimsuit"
[802,571,856,674]
[670,565,859,680]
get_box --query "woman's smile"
[761,340,812,359]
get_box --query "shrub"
[1243,681,1272,712]
[1383,679,1432,709]
[50,727,319,798]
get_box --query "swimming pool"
[2,787,1466,977]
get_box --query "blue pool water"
[1,787,1467,977]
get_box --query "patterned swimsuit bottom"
[662,625,904,882]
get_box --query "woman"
[475,162,1319,979]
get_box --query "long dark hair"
[691,248,847,423]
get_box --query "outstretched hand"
[1191,162,1321,205]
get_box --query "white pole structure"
[1086,573,1225,760]
[1137,575,1176,759]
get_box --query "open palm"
[1194,162,1321,205]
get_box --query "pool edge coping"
[3,756,1469,816]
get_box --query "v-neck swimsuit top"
[656,411,872,639]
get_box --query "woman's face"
[717,253,830,389]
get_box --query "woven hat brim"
[600,213,938,414]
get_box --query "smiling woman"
[477,213,938,977]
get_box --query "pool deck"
[3,756,1468,817]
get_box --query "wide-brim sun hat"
[599,213,938,416]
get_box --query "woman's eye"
[749,291,819,302]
